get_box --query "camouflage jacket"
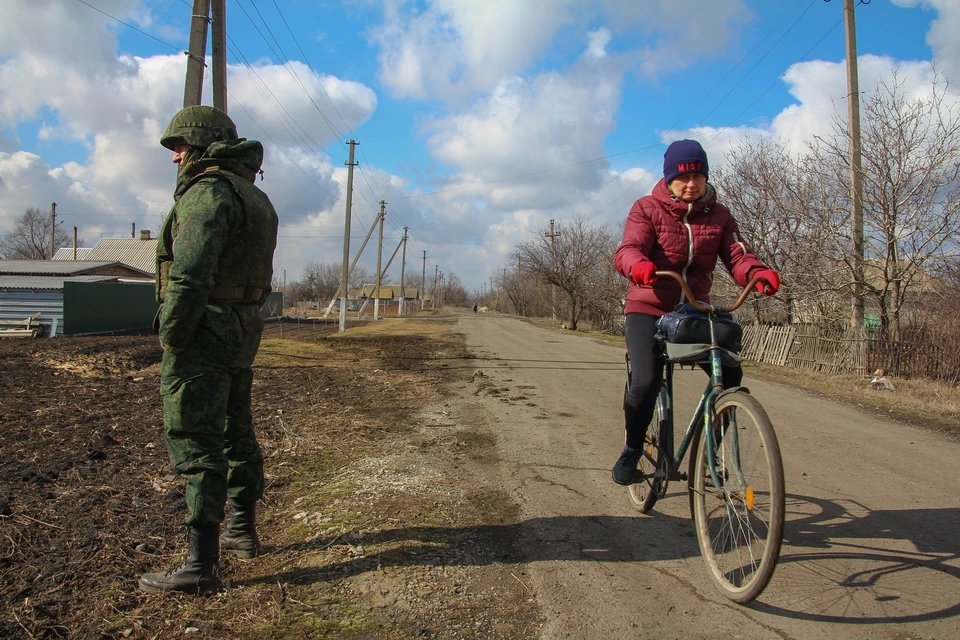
[156,139,279,350]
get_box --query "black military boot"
[139,525,223,594]
[219,500,260,559]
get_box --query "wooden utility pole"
[844,0,865,334]
[421,251,427,311]
[339,140,358,332]
[49,202,57,259]
[183,0,210,108]
[374,201,385,319]
[399,227,408,316]
[210,0,227,111]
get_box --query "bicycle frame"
[629,309,747,494]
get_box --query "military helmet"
[160,105,238,150]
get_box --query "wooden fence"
[741,323,959,383]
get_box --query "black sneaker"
[612,445,644,485]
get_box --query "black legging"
[623,312,742,448]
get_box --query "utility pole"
[432,265,439,310]
[843,0,865,335]
[339,140,358,332]
[49,202,57,259]
[183,0,210,108]
[182,0,226,111]
[374,201,385,320]
[545,219,560,319]
[421,251,427,311]
[131,222,136,238]
[210,0,227,112]
[399,227,408,316]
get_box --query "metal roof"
[87,237,159,275]
[0,260,135,275]
[53,247,94,260]
[0,275,118,290]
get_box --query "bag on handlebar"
[656,303,743,352]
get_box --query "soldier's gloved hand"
[160,338,185,354]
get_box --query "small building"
[0,260,154,337]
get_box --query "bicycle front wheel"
[628,391,668,513]
[691,391,784,604]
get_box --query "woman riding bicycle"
[611,139,779,485]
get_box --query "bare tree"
[299,262,372,301]
[442,272,468,306]
[713,137,837,324]
[517,214,617,330]
[813,71,960,340]
[0,207,75,259]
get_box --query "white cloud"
[892,1,960,80]
[0,0,379,262]
[373,0,751,101]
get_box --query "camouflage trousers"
[160,317,265,527]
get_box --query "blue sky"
[1,0,957,294]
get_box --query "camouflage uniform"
[155,114,279,529]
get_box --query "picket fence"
[741,324,867,374]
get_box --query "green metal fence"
[63,281,158,335]
[63,282,283,335]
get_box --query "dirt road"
[454,313,960,640]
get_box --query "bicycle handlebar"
[653,270,769,313]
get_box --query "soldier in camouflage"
[139,106,279,595]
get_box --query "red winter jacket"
[614,179,767,316]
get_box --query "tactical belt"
[209,286,263,302]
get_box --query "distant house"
[0,260,154,337]
[53,230,158,275]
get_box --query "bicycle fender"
[717,386,750,400]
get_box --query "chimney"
[140,230,152,240]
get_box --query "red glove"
[630,261,657,286]
[753,269,780,296]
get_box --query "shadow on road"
[244,493,960,624]
[753,492,960,623]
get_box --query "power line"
[77,0,184,53]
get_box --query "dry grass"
[743,361,960,433]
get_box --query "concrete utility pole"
[843,0,865,334]
[399,227,408,316]
[545,219,560,319]
[421,251,427,311]
[432,265,439,310]
[339,140,358,333]
[210,0,227,112]
[374,200,385,320]
[182,0,226,111]
[183,0,210,108]
[49,202,57,260]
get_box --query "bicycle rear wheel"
[691,391,784,603]
[627,392,668,513]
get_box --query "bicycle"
[624,270,785,603]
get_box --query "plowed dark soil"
[0,318,538,639]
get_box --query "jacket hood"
[176,139,264,194]
[652,178,717,217]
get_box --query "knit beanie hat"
[663,139,709,184]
